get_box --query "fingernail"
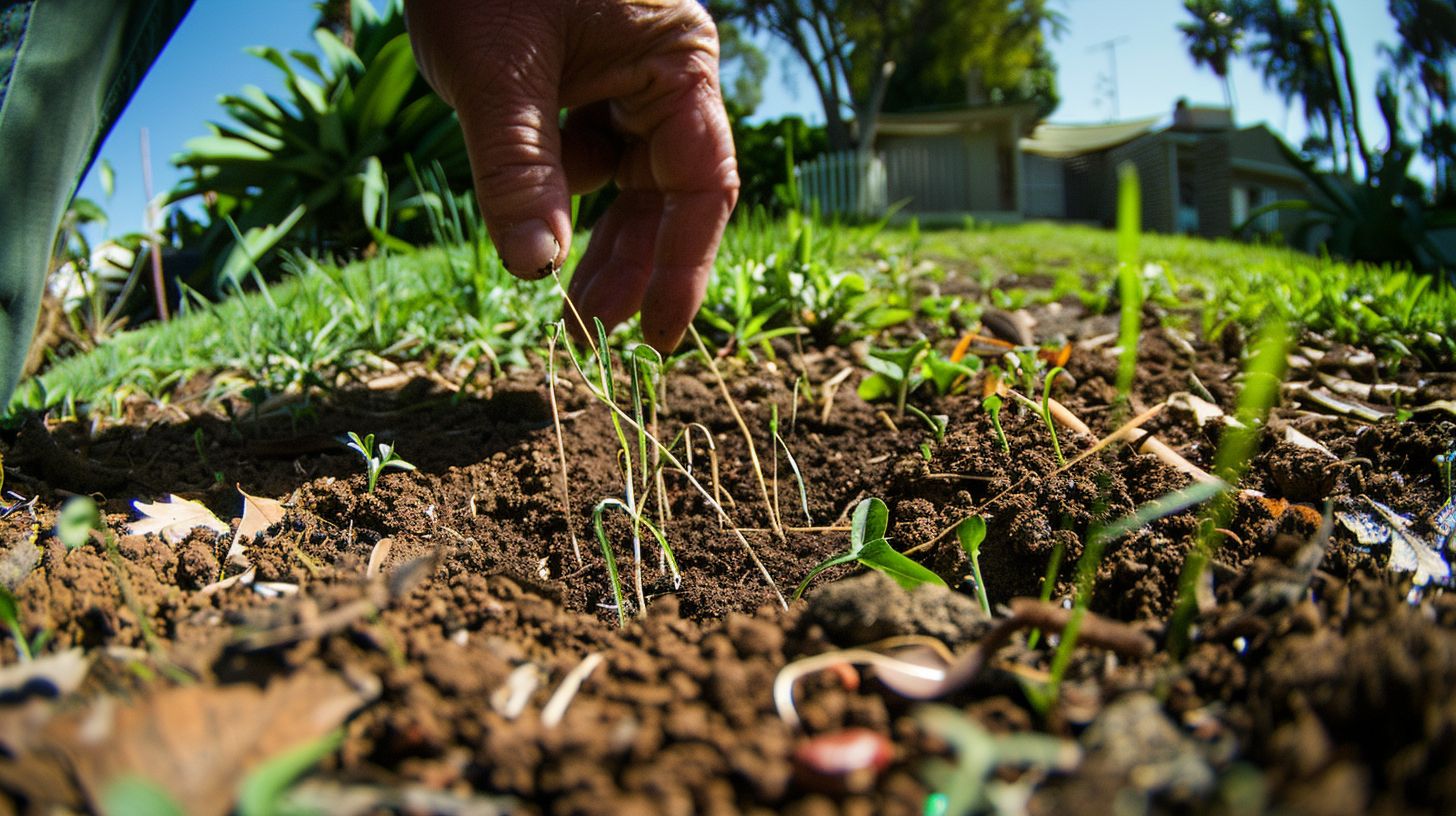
[500,219,560,279]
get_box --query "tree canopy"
[712,0,1062,153]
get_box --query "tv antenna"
[1089,35,1130,121]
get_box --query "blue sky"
[80,1,1401,237]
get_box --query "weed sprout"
[982,394,1010,453]
[956,516,991,616]
[345,432,417,494]
[793,498,945,600]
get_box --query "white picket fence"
[794,151,888,218]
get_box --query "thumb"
[408,3,572,278]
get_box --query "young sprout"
[345,432,417,494]
[858,339,931,418]
[1020,367,1068,467]
[793,498,946,600]
[982,394,1010,453]
[1168,319,1290,658]
[770,404,813,525]
[1115,161,1143,403]
[956,516,991,615]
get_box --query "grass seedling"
[1034,477,1226,712]
[345,432,417,494]
[956,515,991,616]
[688,325,784,540]
[1115,161,1143,403]
[577,319,655,614]
[550,306,786,609]
[793,497,946,599]
[591,498,679,627]
[770,404,813,525]
[0,585,49,661]
[236,729,345,816]
[545,327,581,566]
[983,394,1009,453]
[1023,539,1064,651]
[905,404,948,441]
[1168,319,1290,658]
[192,428,225,486]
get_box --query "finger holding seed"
[405,0,739,352]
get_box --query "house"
[874,100,1041,221]
[802,100,1321,243]
[1018,101,1320,241]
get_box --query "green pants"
[0,0,192,409]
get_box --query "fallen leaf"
[128,496,228,545]
[0,648,91,700]
[1436,499,1454,542]
[1284,425,1336,458]
[230,487,285,567]
[0,668,376,816]
[1338,497,1450,587]
[1166,392,1226,427]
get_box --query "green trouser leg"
[0,0,192,409]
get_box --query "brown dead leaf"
[128,495,228,545]
[0,668,375,816]
[231,487,286,566]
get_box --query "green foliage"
[236,729,344,816]
[879,0,1064,118]
[915,704,1077,816]
[1168,319,1291,658]
[1115,162,1143,402]
[101,777,187,816]
[728,114,828,213]
[56,496,104,550]
[0,585,33,661]
[169,0,469,292]
[345,431,417,494]
[793,498,946,599]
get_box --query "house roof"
[877,102,1041,138]
[1018,116,1162,158]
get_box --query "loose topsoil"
[1,267,1455,815]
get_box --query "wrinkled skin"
[405,0,740,353]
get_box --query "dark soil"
[2,286,1455,815]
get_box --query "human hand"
[404,0,739,353]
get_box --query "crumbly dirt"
[1,278,1455,815]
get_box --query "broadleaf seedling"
[982,393,1009,453]
[793,497,946,599]
[858,339,931,418]
[345,431,417,494]
[956,515,991,615]
[57,496,105,550]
